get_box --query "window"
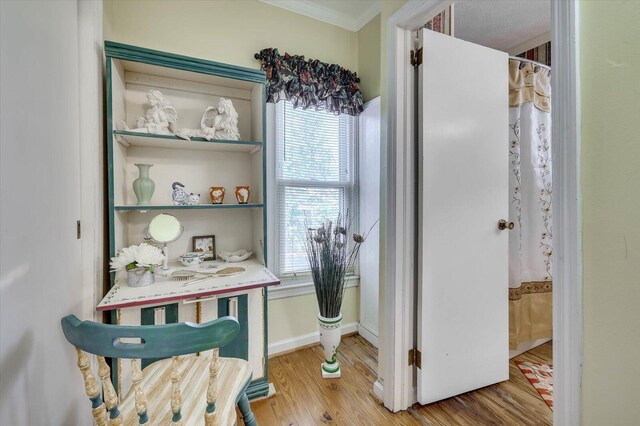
[274,101,358,276]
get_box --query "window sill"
[268,275,359,301]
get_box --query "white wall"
[0,1,101,423]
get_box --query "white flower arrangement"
[110,242,164,272]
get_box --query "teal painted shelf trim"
[114,130,262,149]
[105,41,266,84]
[115,204,264,212]
[246,378,270,400]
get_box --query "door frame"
[78,0,104,323]
[382,1,582,424]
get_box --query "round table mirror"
[145,214,183,270]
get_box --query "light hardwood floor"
[250,335,552,425]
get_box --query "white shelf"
[114,203,264,212]
[114,131,263,153]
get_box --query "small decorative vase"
[127,267,155,287]
[234,186,251,204]
[133,163,155,205]
[318,313,342,378]
[209,186,226,204]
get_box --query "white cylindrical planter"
[127,267,155,287]
[318,313,343,378]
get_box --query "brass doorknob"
[498,220,514,230]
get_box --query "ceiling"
[260,1,550,55]
[453,0,551,53]
[258,0,381,32]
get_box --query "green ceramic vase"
[133,163,155,205]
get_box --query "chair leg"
[237,392,257,426]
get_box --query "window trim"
[267,274,360,300]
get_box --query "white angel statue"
[178,97,240,141]
[212,97,240,140]
[126,89,178,135]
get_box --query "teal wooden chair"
[61,315,257,426]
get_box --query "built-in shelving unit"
[102,41,276,400]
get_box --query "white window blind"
[275,101,358,276]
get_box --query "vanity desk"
[97,258,278,399]
[102,41,278,399]
[98,259,277,312]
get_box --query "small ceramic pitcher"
[234,186,251,204]
[209,186,226,204]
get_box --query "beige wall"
[104,0,357,70]
[269,288,359,343]
[103,0,360,346]
[357,14,381,102]
[580,1,640,424]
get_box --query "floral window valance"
[254,48,364,116]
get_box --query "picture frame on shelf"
[192,235,216,260]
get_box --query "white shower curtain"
[508,60,553,350]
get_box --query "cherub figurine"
[127,90,178,135]
[178,97,240,141]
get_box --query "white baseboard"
[373,380,384,401]
[357,323,379,348]
[269,322,358,356]
[509,337,552,359]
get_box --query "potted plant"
[305,215,375,378]
[110,242,165,287]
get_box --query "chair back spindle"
[76,348,108,426]
[131,359,150,423]
[170,356,183,424]
[97,356,122,424]
[204,348,221,425]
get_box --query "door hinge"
[408,348,422,368]
[76,220,81,239]
[410,48,423,67]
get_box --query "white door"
[358,97,381,346]
[417,29,509,405]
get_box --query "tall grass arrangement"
[305,215,376,318]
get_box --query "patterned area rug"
[515,360,553,410]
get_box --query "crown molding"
[354,1,382,31]
[259,0,381,32]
